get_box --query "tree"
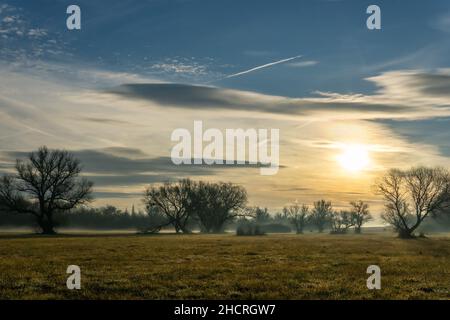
[143,179,194,233]
[140,205,168,233]
[273,210,289,224]
[283,202,309,234]
[330,210,354,234]
[311,200,333,232]
[192,181,248,233]
[350,200,372,233]
[254,207,270,224]
[375,167,450,238]
[0,146,93,234]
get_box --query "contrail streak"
[222,55,302,80]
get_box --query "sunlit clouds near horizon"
[1,1,450,224]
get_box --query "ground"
[0,232,449,299]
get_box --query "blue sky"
[5,0,450,94]
[1,0,450,218]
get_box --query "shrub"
[236,221,265,236]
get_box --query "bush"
[236,222,265,236]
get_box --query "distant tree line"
[0,205,152,230]
[1,147,449,237]
[277,199,372,234]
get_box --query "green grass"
[0,232,449,299]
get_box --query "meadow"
[0,232,449,299]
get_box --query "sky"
[1,0,450,223]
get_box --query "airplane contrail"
[221,54,303,81]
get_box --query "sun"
[337,144,370,173]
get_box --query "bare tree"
[0,146,93,234]
[350,200,372,233]
[375,167,450,238]
[139,205,168,234]
[143,179,194,233]
[330,210,354,234]
[192,181,248,233]
[254,207,270,224]
[311,200,333,232]
[143,179,248,233]
[283,202,309,234]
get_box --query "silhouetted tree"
[311,200,333,232]
[254,207,270,224]
[283,202,309,234]
[143,179,194,233]
[273,210,289,224]
[330,210,354,234]
[375,167,450,238]
[350,200,372,233]
[191,181,248,233]
[143,179,248,233]
[139,205,168,233]
[0,146,93,234]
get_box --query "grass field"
[0,232,449,299]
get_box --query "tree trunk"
[176,221,190,233]
[39,220,56,234]
[35,208,56,234]
[41,225,56,235]
[398,228,414,238]
[398,217,425,238]
[354,226,361,234]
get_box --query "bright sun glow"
[337,144,370,173]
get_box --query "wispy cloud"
[2,63,450,211]
[108,68,450,121]
[148,57,223,82]
[0,3,66,62]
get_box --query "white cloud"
[2,63,450,212]
[27,28,47,38]
[2,16,16,23]
[148,57,222,82]
[151,62,207,75]
[0,4,65,61]
[104,68,450,122]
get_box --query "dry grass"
[0,232,449,299]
